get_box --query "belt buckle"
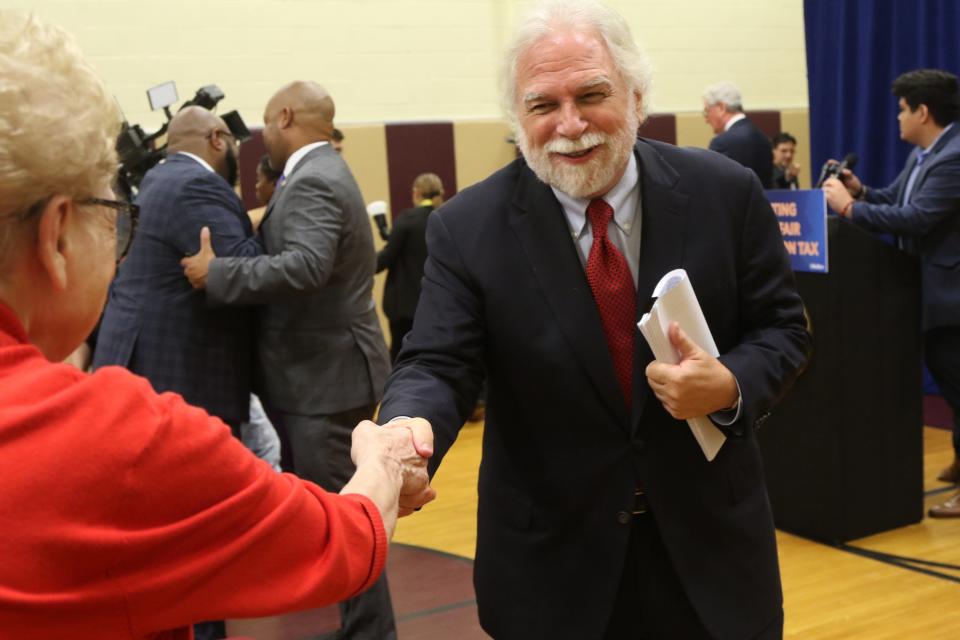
[632,488,647,515]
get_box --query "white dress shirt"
[552,153,642,285]
[282,141,329,180]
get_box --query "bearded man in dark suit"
[378,1,811,638]
[94,107,259,431]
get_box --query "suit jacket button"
[617,511,631,525]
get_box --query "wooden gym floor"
[230,423,960,639]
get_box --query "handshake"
[342,418,436,538]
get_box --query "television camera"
[115,81,250,199]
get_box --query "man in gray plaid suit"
[182,81,393,640]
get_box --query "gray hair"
[499,0,653,130]
[0,12,120,261]
[702,81,743,113]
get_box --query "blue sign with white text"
[766,189,828,273]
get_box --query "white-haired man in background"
[379,1,810,638]
[703,80,774,187]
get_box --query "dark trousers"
[389,318,414,362]
[192,621,225,640]
[925,326,960,457]
[224,418,242,440]
[603,514,783,640]
[283,405,397,640]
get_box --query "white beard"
[517,101,640,199]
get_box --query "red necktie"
[585,198,636,406]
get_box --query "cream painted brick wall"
[18,0,806,131]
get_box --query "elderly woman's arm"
[80,368,430,634]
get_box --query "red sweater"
[0,304,386,639]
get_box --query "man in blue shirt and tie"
[823,68,960,517]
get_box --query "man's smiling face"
[514,28,640,199]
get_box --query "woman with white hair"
[0,13,433,638]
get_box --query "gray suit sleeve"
[206,173,342,305]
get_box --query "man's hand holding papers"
[645,321,739,420]
[637,268,735,460]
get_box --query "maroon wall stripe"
[638,113,677,145]
[746,110,782,141]
[385,122,457,220]
[241,111,786,215]
[238,127,267,211]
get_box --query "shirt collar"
[552,151,639,237]
[724,113,746,131]
[176,151,215,173]
[922,122,954,155]
[283,141,329,180]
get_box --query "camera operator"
[822,69,960,517]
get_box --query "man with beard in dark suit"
[704,81,774,187]
[95,106,258,431]
[378,1,811,638]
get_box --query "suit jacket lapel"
[260,187,281,230]
[260,144,330,230]
[896,149,921,204]
[507,142,691,428]
[632,140,689,431]
[508,164,630,426]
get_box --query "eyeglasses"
[207,129,236,143]
[77,197,140,261]
[702,104,718,117]
[8,195,139,262]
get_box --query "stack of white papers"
[637,269,726,461]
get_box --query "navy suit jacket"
[710,117,774,188]
[94,154,263,423]
[379,139,811,640]
[376,204,432,321]
[851,123,960,330]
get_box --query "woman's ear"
[35,196,73,291]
